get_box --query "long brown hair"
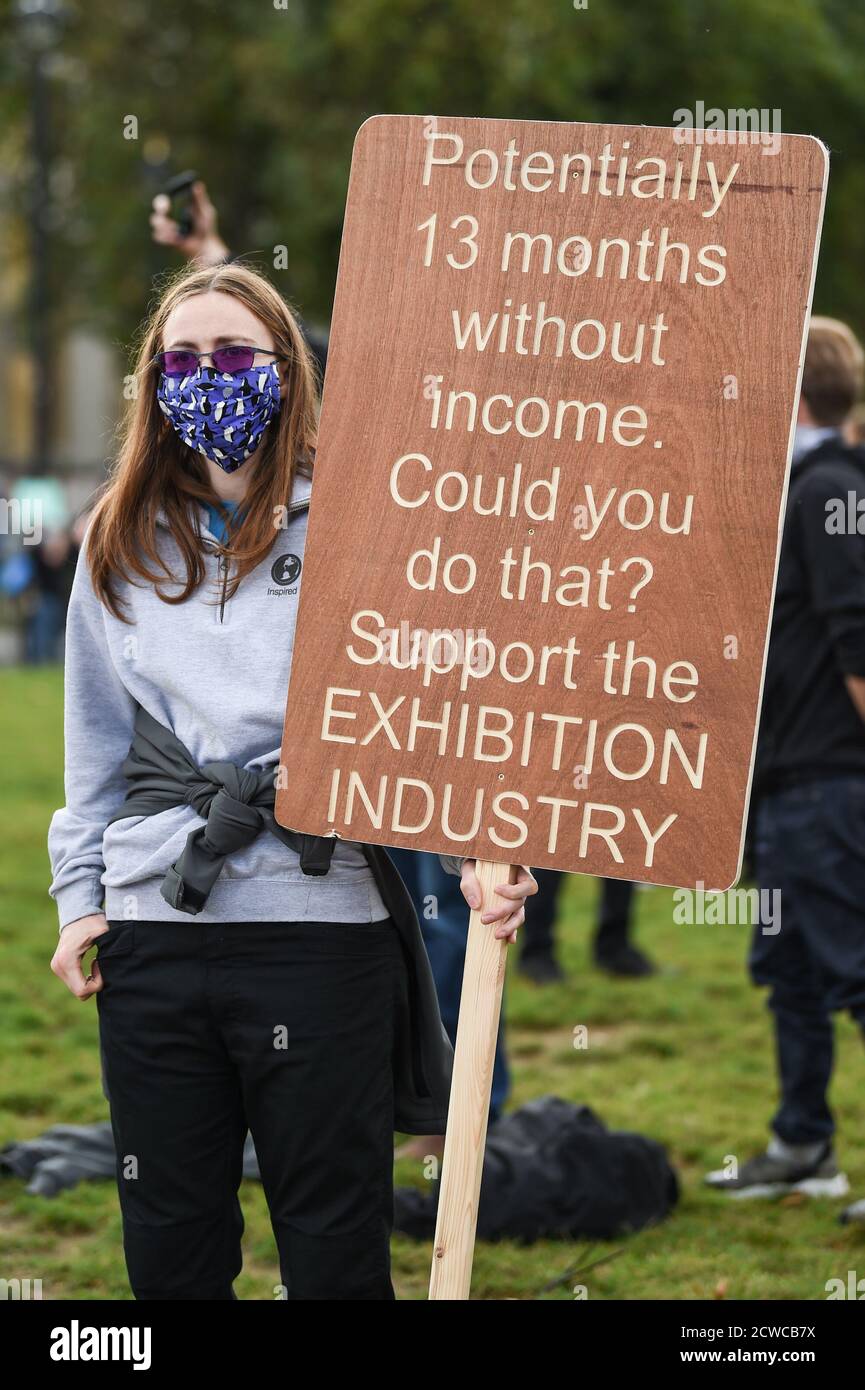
[87,261,321,620]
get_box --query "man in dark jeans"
[706,317,865,1220]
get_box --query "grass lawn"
[2,665,864,1301]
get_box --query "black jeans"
[96,917,401,1300]
[750,776,865,1145]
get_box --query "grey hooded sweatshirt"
[48,469,463,931]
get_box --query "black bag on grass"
[394,1095,678,1242]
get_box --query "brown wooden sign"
[275,115,827,889]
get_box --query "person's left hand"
[459,860,538,943]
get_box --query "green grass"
[2,667,864,1300]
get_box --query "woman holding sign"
[46,261,537,1301]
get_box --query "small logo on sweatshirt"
[269,554,302,595]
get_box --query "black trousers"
[521,870,636,960]
[96,917,401,1300]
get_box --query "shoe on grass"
[840,1197,865,1224]
[517,954,565,985]
[593,943,656,978]
[705,1138,849,1200]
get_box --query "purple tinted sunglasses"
[155,345,286,377]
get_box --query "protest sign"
[276,115,827,892]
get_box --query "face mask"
[157,362,281,473]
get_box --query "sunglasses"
[155,345,286,377]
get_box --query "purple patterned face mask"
[157,362,282,473]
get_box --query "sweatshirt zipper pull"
[218,554,230,623]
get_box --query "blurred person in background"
[1,481,84,665]
[706,317,865,1220]
[25,525,79,663]
[519,871,654,983]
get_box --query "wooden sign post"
[276,115,828,1298]
[429,859,515,1299]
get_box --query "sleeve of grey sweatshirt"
[438,854,466,877]
[47,543,139,932]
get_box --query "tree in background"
[1,0,863,356]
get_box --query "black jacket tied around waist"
[107,702,454,1134]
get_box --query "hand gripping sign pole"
[428,860,518,1301]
